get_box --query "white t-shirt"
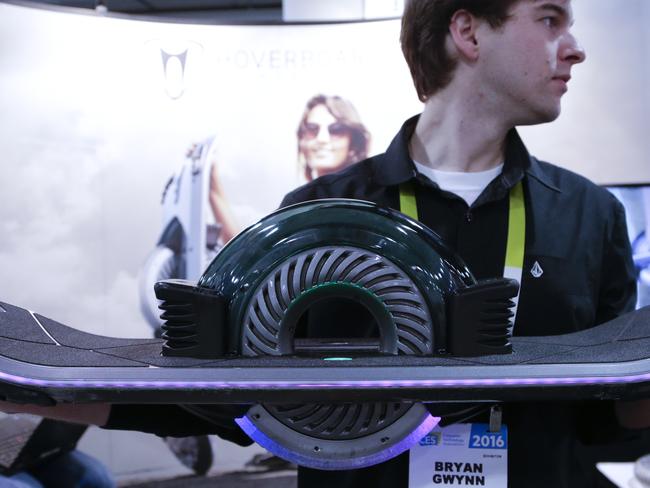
[413,161,504,207]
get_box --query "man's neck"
[410,88,511,173]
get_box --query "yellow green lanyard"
[399,181,526,325]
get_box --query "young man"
[279,0,645,486]
[1,0,648,486]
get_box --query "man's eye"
[542,16,558,28]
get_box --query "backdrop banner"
[0,2,648,338]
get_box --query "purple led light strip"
[235,413,440,470]
[1,368,649,390]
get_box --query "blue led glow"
[235,413,440,470]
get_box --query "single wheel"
[238,244,435,470]
[196,199,473,470]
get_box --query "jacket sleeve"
[279,185,316,209]
[279,193,297,209]
[104,404,253,445]
[595,198,637,325]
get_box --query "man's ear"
[448,10,480,61]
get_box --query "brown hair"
[297,94,371,181]
[400,0,521,102]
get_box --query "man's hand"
[0,401,111,426]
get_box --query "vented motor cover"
[197,198,476,355]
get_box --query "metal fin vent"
[242,246,433,356]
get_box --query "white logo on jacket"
[530,261,543,278]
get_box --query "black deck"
[0,301,649,405]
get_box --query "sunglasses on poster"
[302,122,351,140]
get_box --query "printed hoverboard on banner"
[0,199,649,471]
[138,136,220,335]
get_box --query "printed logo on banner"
[419,431,441,446]
[469,424,508,450]
[145,39,204,100]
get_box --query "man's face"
[476,0,586,125]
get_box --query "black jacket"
[282,116,636,334]
[281,116,638,488]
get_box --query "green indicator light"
[323,357,353,361]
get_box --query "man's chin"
[517,105,561,126]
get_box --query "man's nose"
[561,32,586,65]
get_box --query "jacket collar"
[373,115,419,186]
[373,114,561,195]
[526,158,562,193]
